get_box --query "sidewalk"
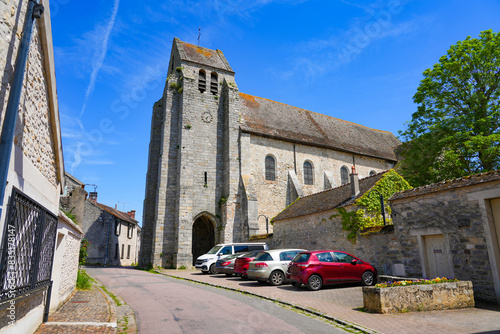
[158,268,500,334]
[34,274,137,334]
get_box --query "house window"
[370,170,376,176]
[210,72,218,94]
[114,220,121,236]
[127,245,131,259]
[265,155,276,181]
[340,166,349,185]
[127,224,133,239]
[304,161,313,185]
[114,243,118,259]
[198,69,206,93]
[121,244,124,259]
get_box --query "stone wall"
[0,0,58,187]
[272,208,401,275]
[244,135,392,234]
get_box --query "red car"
[234,250,263,279]
[286,250,377,291]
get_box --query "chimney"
[88,191,98,203]
[350,166,359,198]
[127,210,136,219]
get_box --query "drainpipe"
[0,1,44,223]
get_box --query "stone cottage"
[140,38,401,268]
[0,1,65,333]
[84,193,141,266]
[389,170,500,303]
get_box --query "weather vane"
[198,27,201,46]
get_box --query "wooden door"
[423,234,452,278]
[491,198,500,250]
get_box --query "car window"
[220,246,232,255]
[234,245,249,253]
[248,245,265,251]
[207,246,222,254]
[254,252,273,261]
[334,252,355,263]
[316,252,335,263]
[291,253,310,263]
[279,251,301,261]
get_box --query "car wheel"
[269,270,285,286]
[307,275,323,291]
[291,281,301,288]
[209,264,216,274]
[225,273,233,277]
[362,271,375,286]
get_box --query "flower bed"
[375,277,458,288]
[363,280,474,313]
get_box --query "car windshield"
[207,246,222,254]
[291,253,310,263]
[254,252,273,261]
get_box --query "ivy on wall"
[335,169,412,243]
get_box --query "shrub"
[79,239,90,265]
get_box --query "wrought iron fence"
[0,188,57,301]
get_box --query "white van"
[195,243,268,274]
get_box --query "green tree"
[399,30,500,186]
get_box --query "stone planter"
[363,281,475,313]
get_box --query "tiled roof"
[239,93,400,162]
[95,202,139,225]
[273,172,387,222]
[175,38,233,72]
[390,170,500,201]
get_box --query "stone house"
[0,1,66,333]
[389,170,500,304]
[141,38,400,268]
[83,192,141,266]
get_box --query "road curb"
[156,270,380,334]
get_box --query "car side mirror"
[351,259,358,265]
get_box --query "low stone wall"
[363,281,475,313]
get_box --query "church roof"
[273,171,387,222]
[239,93,400,162]
[175,38,233,72]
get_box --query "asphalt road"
[86,267,352,334]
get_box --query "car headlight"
[202,259,209,262]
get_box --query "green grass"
[100,285,122,306]
[76,269,93,290]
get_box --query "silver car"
[247,249,305,286]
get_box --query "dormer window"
[199,70,206,93]
[210,72,218,94]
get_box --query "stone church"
[139,38,400,268]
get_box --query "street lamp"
[258,214,269,234]
[368,189,387,226]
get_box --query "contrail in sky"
[79,0,120,118]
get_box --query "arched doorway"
[192,215,215,265]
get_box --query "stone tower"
[140,38,242,268]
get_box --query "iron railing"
[0,188,57,301]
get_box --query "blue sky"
[50,0,500,224]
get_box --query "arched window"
[340,166,349,185]
[210,72,218,94]
[265,155,275,181]
[369,170,376,176]
[303,161,313,185]
[198,69,206,93]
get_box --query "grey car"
[214,254,239,276]
[247,249,305,286]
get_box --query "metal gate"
[0,187,57,302]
